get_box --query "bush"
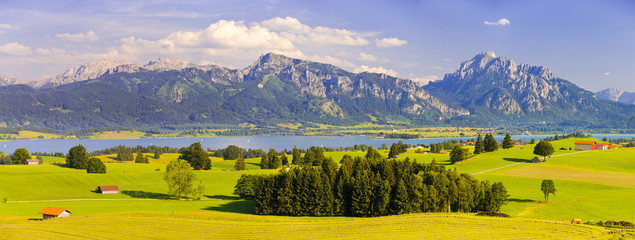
[86,158,106,174]
[476,212,511,217]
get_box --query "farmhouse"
[574,141,597,151]
[26,159,39,165]
[99,185,119,194]
[39,207,72,220]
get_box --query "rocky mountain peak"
[34,59,138,88]
[0,74,26,86]
[596,88,635,105]
[144,58,195,72]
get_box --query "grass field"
[0,211,617,239]
[0,137,633,239]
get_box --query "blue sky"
[0,0,633,91]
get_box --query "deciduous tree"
[66,145,89,169]
[540,179,556,202]
[164,159,197,200]
[533,140,554,162]
[12,148,30,165]
[86,157,106,173]
[178,142,211,170]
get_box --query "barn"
[26,159,39,165]
[530,157,541,163]
[99,185,119,194]
[574,141,597,151]
[39,207,72,220]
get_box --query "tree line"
[235,149,509,217]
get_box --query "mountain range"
[595,88,635,105]
[0,52,633,130]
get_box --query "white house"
[39,207,72,220]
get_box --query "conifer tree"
[260,154,269,169]
[292,146,301,165]
[474,134,484,154]
[484,134,498,152]
[388,143,400,158]
[502,133,514,149]
[234,154,247,170]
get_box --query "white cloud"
[376,37,407,47]
[56,30,100,42]
[357,52,377,61]
[0,42,32,56]
[262,16,369,46]
[484,18,510,26]
[355,65,397,76]
[411,75,439,86]
[0,24,19,30]
[603,72,611,76]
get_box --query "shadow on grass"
[246,162,261,167]
[202,199,255,214]
[121,190,172,199]
[28,218,42,221]
[509,198,535,203]
[502,158,530,163]
[204,195,240,200]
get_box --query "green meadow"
[0,137,633,239]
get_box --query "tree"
[164,159,197,200]
[487,182,509,211]
[540,179,556,202]
[178,142,211,170]
[484,134,498,152]
[474,134,484,154]
[11,148,30,165]
[449,145,469,163]
[533,140,554,162]
[234,154,247,170]
[292,146,301,165]
[66,145,89,169]
[502,133,514,149]
[388,143,399,159]
[260,154,269,169]
[223,145,242,160]
[135,150,148,163]
[86,158,106,173]
[153,148,163,159]
[381,143,388,150]
[365,146,382,160]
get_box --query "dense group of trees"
[90,145,180,158]
[388,141,409,158]
[260,148,290,169]
[449,146,470,163]
[211,145,264,160]
[236,148,509,217]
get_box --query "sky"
[0,0,634,92]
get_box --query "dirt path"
[471,151,586,175]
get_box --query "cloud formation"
[603,72,611,76]
[0,42,32,56]
[357,52,377,61]
[0,24,19,30]
[484,18,510,26]
[376,37,407,47]
[411,75,439,85]
[355,65,397,76]
[56,31,100,42]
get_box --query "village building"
[26,159,39,165]
[39,207,72,220]
[594,143,608,150]
[574,141,597,151]
[99,185,119,194]
[530,157,541,163]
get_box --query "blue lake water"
[1,134,633,154]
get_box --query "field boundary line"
[472,151,586,175]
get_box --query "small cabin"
[574,141,597,151]
[39,207,72,220]
[99,185,119,194]
[26,159,39,165]
[530,157,541,163]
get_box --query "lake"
[1,134,633,154]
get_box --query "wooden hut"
[39,207,72,220]
[99,185,119,194]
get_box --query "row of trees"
[236,150,508,217]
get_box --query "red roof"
[26,159,39,162]
[574,141,597,145]
[99,185,119,192]
[39,207,72,215]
